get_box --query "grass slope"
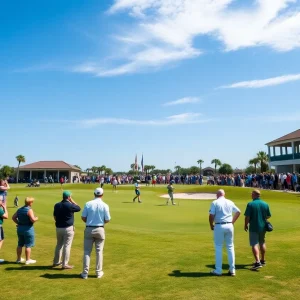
[1,184,300,300]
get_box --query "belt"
[215,222,232,225]
[86,225,104,228]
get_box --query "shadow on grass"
[121,202,135,204]
[6,265,52,271]
[41,273,80,279]
[168,270,212,278]
[205,264,253,270]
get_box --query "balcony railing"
[270,154,293,162]
[295,153,300,159]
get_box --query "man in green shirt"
[244,190,271,270]
[0,202,8,263]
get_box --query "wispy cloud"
[63,113,213,128]
[163,97,201,106]
[83,0,300,76]
[220,73,300,89]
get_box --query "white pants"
[213,223,235,274]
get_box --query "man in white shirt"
[209,189,240,276]
[80,188,111,279]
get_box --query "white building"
[266,129,300,173]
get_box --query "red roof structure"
[19,161,81,171]
[266,129,300,145]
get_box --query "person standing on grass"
[12,197,38,265]
[52,191,81,269]
[133,180,142,203]
[80,188,111,279]
[0,202,8,263]
[166,181,176,205]
[0,180,10,207]
[244,190,271,270]
[112,177,118,192]
[14,195,19,207]
[209,189,241,276]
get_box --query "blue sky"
[2,0,300,172]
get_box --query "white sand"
[160,193,216,200]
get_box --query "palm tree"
[130,163,135,171]
[85,168,91,175]
[100,165,106,175]
[174,165,181,174]
[248,157,260,173]
[150,165,156,174]
[197,159,204,175]
[144,165,151,175]
[16,154,25,183]
[91,166,98,174]
[256,151,269,172]
[211,159,222,174]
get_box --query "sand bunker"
[160,193,216,200]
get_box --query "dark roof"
[19,161,81,171]
[203,167,215,171]
[266,129,300,145]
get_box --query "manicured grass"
[1,184,300,300]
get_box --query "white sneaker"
[16,258,25,264]
[25,259,36,265]
[97,271,104,279]
[172,203,176,205]
[0,259,5,263]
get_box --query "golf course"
[1,184,299,300]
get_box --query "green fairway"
[1,184,300,300]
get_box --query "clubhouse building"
[266,129,300,173]
[19,161,81,183]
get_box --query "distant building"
[266,129,300,173]
[19,161,81,183]
[202,167,215,176]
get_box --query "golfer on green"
[133,180,142,203]
[166,181,176,205]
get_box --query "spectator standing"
[244,190,271,270]
[53,191,81,269]
[80,188,111,279]
[0,202,8,263]
[209,189,240,276]
[12,197,38,265]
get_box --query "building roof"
[19,161,81,171]
[266,129,300,145]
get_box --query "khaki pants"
[53,226,74,267]
[82,227,105,277]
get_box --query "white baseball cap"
[94,187,104,196]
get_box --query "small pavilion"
[19,161,81,183]
[266,129,300,173]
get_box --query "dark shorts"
[249,231,266,246]
[135,190,140,196]
[17,227,35,248]
[0,226,4,241]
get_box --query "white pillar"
[57,170,60,182]
[280,147,283,155]
[292,141,295,158]
[44,170,46,179]
[30,170,32,180]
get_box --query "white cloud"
[163,97,201,106]
[220,73,300,88]
[73,113,213,128]
[88,0,300,76]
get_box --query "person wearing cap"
[209,189,241,276]
[166,181,176,205]
[133,180,142,203]
[80,187,111,279]
[52,191,81,269]
[244,190,271,270]
[12,197,38,265]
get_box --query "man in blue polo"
[53,191,81,269]
[244,189,271,270]
[80,187,111,279]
